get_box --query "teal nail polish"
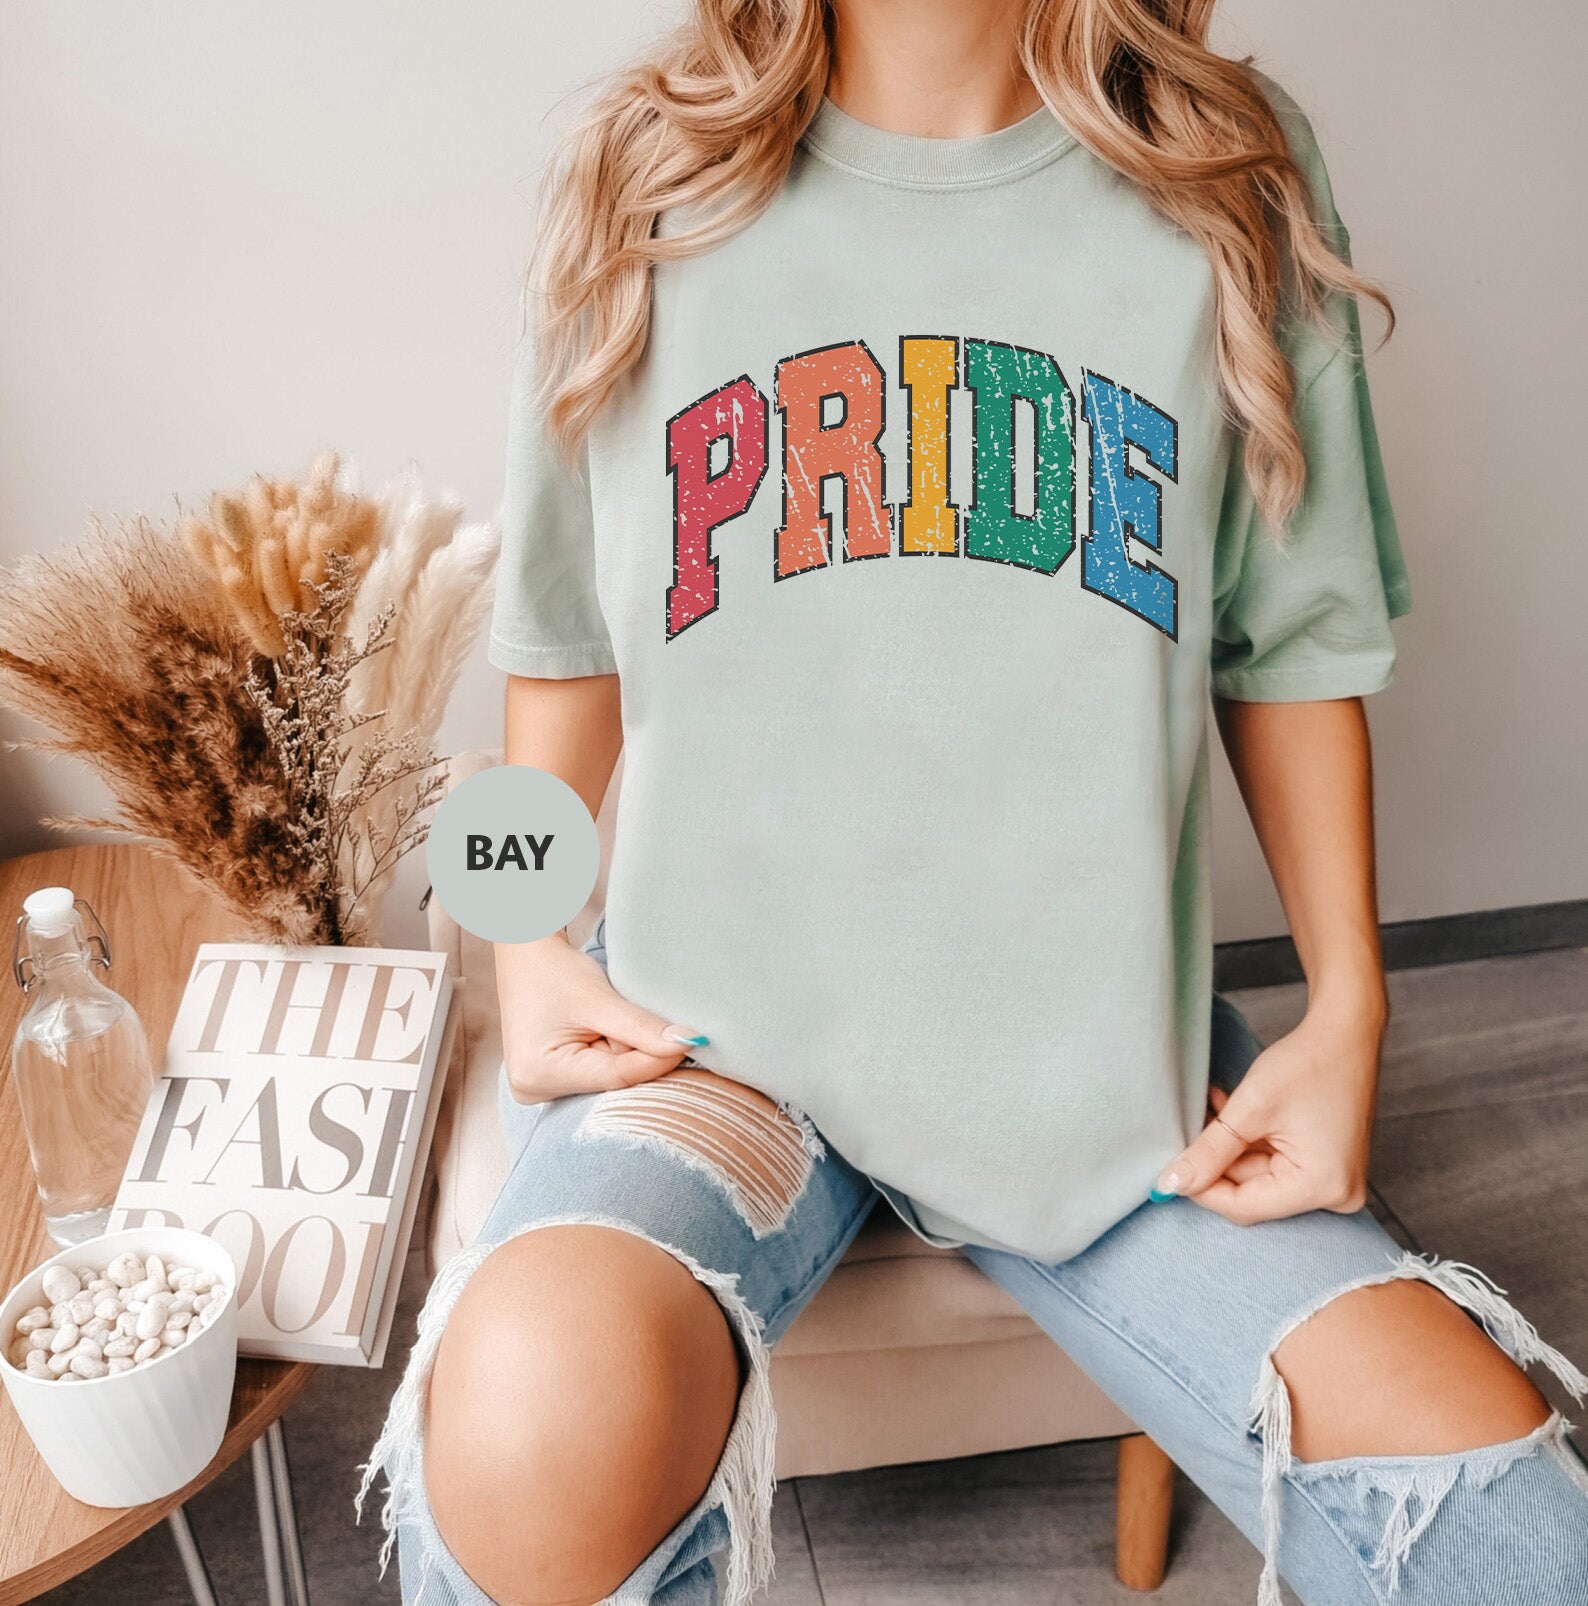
[670,1031,710,1048]
[1148,1186,1177,1204]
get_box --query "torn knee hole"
[1249,1252,1588,1605]
[1272,1277,1552,1464]
[579,1069,818,1237]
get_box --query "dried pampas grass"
[184,451,381,657]
[0,517,324,942]
[0,454,498,947]
[344,471,500,931]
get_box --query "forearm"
[1213,695,1388,1027]
[492,673,692,1098]
[504,671,623,819]
[499,671,621,981]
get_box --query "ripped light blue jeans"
[362,954,1588,1606]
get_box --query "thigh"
[487,1067,880,1342]
[968,1191,1409,1441]
[488,915,880,1339]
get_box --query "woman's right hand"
[496,932,709,1104]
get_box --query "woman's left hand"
[1154,997,1385,1226]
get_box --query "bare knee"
[425,1224,739,1606]
[1273,1278,1551,1463]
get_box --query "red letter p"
[666,376,769,640]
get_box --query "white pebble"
[82,1317,112,1341]
[164,1310,193,1330]
[93,1296,121,1322]
[193,1271,215,1294]
[15,1306,49,1334]
[107,1355,136,1374]
[48,1301,73,1327]
[168,1291,197,1315]
[69,1352,108,1379]
[47,1349,75,1375]
[133,1336,162,1363]
[134,1294,172,1342]
[104,1335,137,1358]
[86,1277,115,1296]
[67,1291,96,1324]
[41,1266,80,1304]
[25,1351,52,1377]
[145,1254,167,1290]
[128,1276,163,1303]
[50,1322,80,1354]
[7,1338,30,1367]
[115,1311,138,1337]
[26,1328,52,1353]
[106,1252,142,1289]
[161,1326,188,1349]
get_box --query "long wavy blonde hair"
[533,0,1390,528]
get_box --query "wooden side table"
[0,844,316,1606]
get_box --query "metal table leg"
[166,1506,219,1606]
[252,1434,288,1606]
[266,1419,312,1606]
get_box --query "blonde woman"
[365,2,1588,1601]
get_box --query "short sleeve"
[487,332,618,679]
[1210,80,1412,703]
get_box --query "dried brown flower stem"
[243,553,445,944]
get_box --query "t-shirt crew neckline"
[801,97,1076,190]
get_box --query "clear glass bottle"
[10,886,155,1244]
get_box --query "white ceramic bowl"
[0,1227,238,1507]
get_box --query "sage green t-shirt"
[490,79,1410,1263]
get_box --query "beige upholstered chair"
[421,750,1175,1590]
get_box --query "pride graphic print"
[665,335,1180,642]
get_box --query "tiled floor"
[38,946,1588,1604]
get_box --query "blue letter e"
[1081,372,1178,639]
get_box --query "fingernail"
[668,1028,710,1047]
[1149,1170,1184,1203]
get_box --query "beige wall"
[1,1,1582,946]
[1209,0,1588,933]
